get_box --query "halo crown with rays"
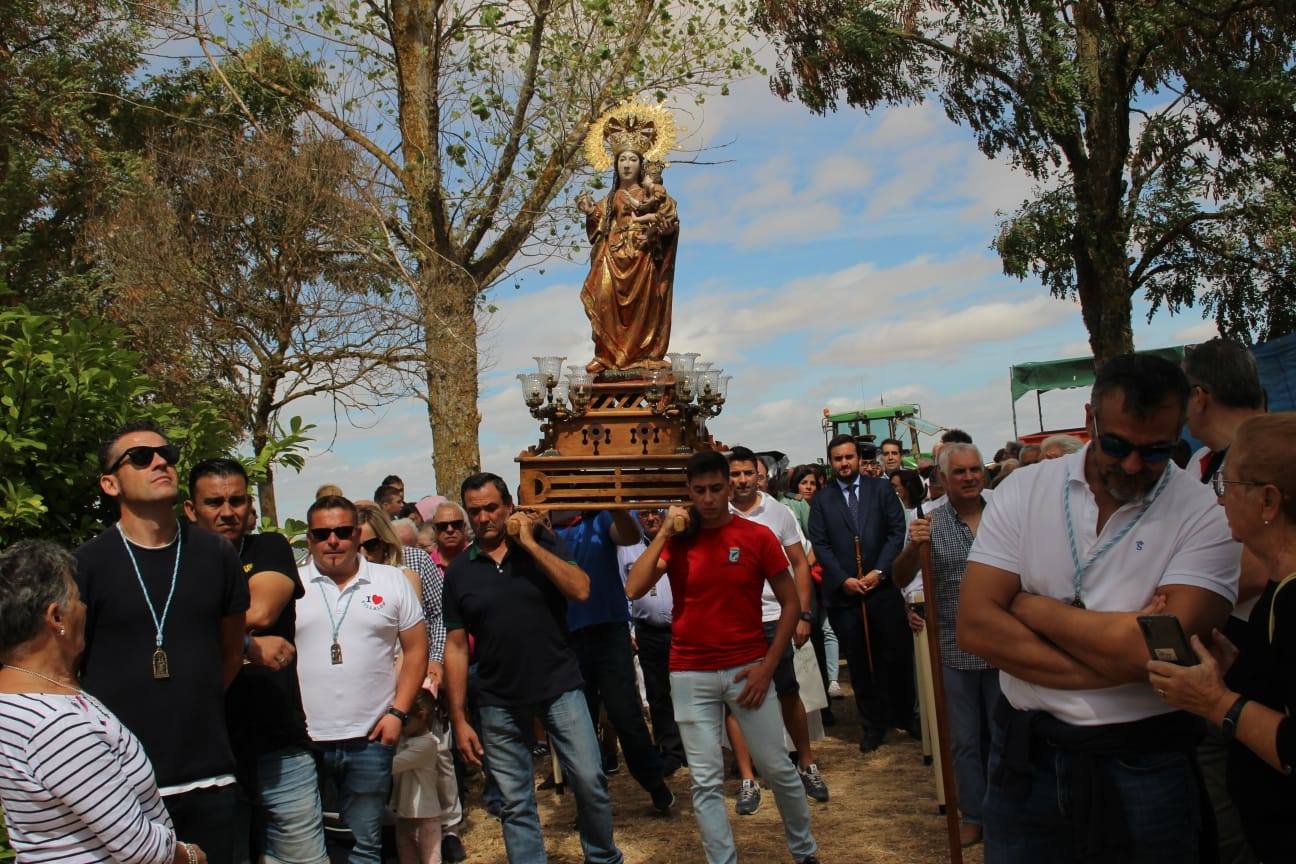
[583,100,676,172]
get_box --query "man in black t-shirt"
[444,473,623,864]
[76,421,249,864]
[185,458,328,864]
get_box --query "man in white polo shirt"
[959,353,1241,863]
[296,495,428,864]
[727,447,828,809]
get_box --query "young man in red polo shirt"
[627,451,821,864]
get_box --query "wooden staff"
[853,536,875,676]
[918,529,963,863]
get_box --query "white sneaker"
[827,681,843,698]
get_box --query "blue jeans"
[942,667,1000,826]
[316,739,394,864]
[671,666,817,864]
[983,713,1201,863]
[479,688,622,864]
[258,748,329,864]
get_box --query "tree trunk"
[420,263,483,496]
[258,464,278,528]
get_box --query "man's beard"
[1101,466,1160,502]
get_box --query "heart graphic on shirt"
[371,594,384,605]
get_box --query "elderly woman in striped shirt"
[0,540,206,864]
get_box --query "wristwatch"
[798,611,814,623]
[1221,695,1249,741]
[386,705,410,723]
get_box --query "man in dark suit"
[807,435,911,752]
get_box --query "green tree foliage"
[196,0,763,492]
[0,293,238,545]
[756,1,1296,359]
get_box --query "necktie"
[846,483,859,523]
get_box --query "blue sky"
[269,70,1221,520]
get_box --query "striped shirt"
[0,692,174,864]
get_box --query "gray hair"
[391,518,419,546]
[0,541,75,655]
[937,442,984,477]
[431,501,474,543]
[1040,434,1084,457]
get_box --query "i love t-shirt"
[662,517,788,672]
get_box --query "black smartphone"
[1138,614,1200,666]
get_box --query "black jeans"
[828,587,914,740]
[165,784,240,864]
[633,621,685,769]
[570,621,666,794]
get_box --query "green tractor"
[820,403,945,467]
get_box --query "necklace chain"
[118,521,183,649]
[3,664,80,692]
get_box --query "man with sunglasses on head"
[295,495,428,864]
[185,458,329,864]
[959,353,1242,863]
[75,421,250,864]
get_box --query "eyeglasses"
[1211,475,1270,497]
[434,520,465,532]
[307,525,357,542]
[360,537,385,553]
[1092,418,1175,464]
[108,443,181,473]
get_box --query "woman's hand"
[576,191,596,216]
[1147,631,1238,724]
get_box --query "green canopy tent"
[1009,346,1186,438]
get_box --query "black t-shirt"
[443,531,584,707]
[75,522,250,788]
[226,532,309,770]
[1226,577,1296,861]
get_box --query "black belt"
[634,620,672,632]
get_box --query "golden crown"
[583,100,676,172]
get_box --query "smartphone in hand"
[1138,614,1200,666]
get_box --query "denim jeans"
[983,712,1202,863]
[941,667,1000,826]
[670,666,817,864]
[570,622,666,795]
[479,688,622,864]
[466,663,503,813]
[317,739,394,864]
[257,748,330,864]
[821,617,840,684]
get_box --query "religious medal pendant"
[152,647,171,680]
[1071,594,1086,609]
[331,641,343,665]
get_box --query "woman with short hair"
[0,541,206,864]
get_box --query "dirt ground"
[455,681,983,864]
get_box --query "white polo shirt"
[296,556,423,741]
[730,492,799,623]
[966,446,1240,726]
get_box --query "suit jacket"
[807,474,906,608]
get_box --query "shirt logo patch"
[360,593,386,611]
[243,563,254,573]
[728,547,740,563]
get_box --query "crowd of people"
[1,339,1294,864]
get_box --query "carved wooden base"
[516,375,723,510]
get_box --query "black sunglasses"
[360,537,385,553]
[434,520,465,532]
[308,525,357,542]
[108,443,181,473]
[1093,418,1175,464]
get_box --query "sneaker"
[798,856,823,864]
[799,763,829,802]
[440,834,467,863]
[651,784,676,815]
[827,681,843,698]
[736,779,761,815]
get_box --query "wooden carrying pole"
[853,536,876,675]
[919,542,964,864]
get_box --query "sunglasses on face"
[108,443,181,473]
[1092,418,1175,464]
[434,520,465,532]
[308,525,357,542]
[360,537,385,553]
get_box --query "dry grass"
[455,684,983,863]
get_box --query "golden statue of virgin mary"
[575,101,679,374]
